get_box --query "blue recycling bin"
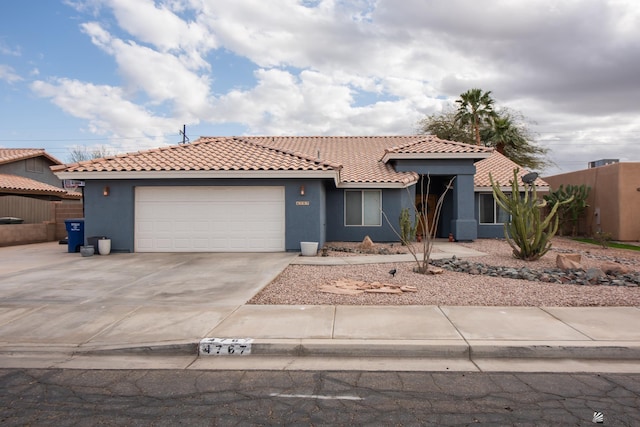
[64,218,85,253]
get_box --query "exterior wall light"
[103,186,110,197]
[300,185,305,196]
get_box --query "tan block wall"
[54,202,84,240]
[544,163,640,241]
[618,163,640,241]
[0,223,56,247]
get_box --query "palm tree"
[454,88,497,145]
[483,112,550,170]
[485,115,524,155]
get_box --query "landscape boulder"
[358,235,376,253]
[556,253,583,270]
[601,261,631,275]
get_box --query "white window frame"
[479,193,510,224]
[344,190,382,227]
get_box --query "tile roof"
[0,174,82,199]
[383,135,493,157]
[242,136,426,184]
[474,151,549,189]
[53,137,340,174]
[53,136,532,189]
[0,148,62,165]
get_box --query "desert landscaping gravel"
[248,237,640,307]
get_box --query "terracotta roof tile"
[56,137,340,173]
[0,173,81,198]
[55,136,535,189]
[474,151,549,189]
[0,148,63,165]
[246,136,423,184]
[384,135,493,156]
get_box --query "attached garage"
[135,186,285,252]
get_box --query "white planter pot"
[300,241,318,256]
[98,239,111,255]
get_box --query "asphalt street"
[1,369,639,426]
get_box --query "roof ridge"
[0,148,63,165]
[383,136,431,154]
[384,135,493,155]
[232,137,343,170]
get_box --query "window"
[25,157,43,173]
[479,193,510,224]
[345,190,381,226]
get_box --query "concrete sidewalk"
[1,242,639,372]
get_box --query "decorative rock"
[585,268,606,284]
[428,266,444,275]
[430,257,640,288]
[556,253,582,270]
[601,261,630,275]
[358,235,376,253]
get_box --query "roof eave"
[54,169,340,181]
[475,185,550,193]
[382,152,493,163]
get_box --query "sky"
[1,0,639,175]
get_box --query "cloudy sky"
[1,0,639,174]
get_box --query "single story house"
[52,136,547,253]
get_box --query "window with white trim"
[479,193,510,224]
[345,190,382,226]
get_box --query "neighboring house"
[0,148,66,189]
[0,148,81,202]
[52,136,545,253]
[0,149,82,246]
[544,161,640,241]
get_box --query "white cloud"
[212,67,425,135]
[30,78,178,151]
[107,0,218,69]
[81,21,213,121]
[0,65,22,83]
[26,0,640,172]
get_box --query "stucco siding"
[325,187,408,242]
[0,158,63,188]
[545,163,640,241]
[83,178,331,252]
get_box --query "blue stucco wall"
[83,178,329,252]
[325,186,412,242]
[394,158,478,241]
[475,192,514,239]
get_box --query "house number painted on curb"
[199,338,253,356]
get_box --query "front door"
[415,193,438,239]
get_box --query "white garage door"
[135,186,285,252]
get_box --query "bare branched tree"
[68,145,113,163]
[383,176,455,274]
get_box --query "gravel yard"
[248,237,640,307]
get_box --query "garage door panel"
[135,186,285,252]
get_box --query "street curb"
[4,340,640,361]
[469,341,640,360]
[248,339,470,358]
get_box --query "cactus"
[544,184,591,236]
[490,169,572,261]
[399,207,416,245]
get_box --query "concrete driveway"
[0,242,297,349]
